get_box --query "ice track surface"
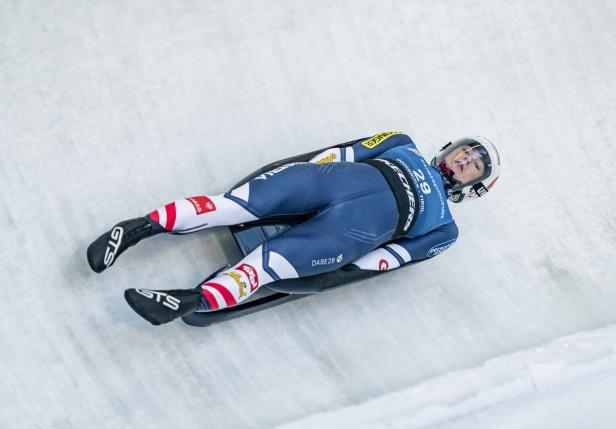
[2,1,616,428]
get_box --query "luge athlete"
[87,132,500,325]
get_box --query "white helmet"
[431,136,500,203]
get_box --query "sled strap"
[361,158,419,239]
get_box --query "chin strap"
[431,156,464,202]
[431,157,456,190]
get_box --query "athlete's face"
[444,145,485,184]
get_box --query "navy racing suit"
[147,132,458,310]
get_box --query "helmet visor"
[437,140,492,187]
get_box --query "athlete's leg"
[146,161,388,234]
[87,193,257,273]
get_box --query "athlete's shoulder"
[387,132,415,147]
[359,131,414,149]
[393,133,417,148]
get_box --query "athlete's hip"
[243,161,397,216]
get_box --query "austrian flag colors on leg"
[145,194,258,234]
[164,203,176,231]
[201,282,237,308]
[147,202,177,232]
[197,246,276,311]
[198,263,259,310]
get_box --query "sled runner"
[182,138,389,327]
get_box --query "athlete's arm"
[350,221,459,271]
[308,132,413,164]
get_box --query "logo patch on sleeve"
[361,132,402,149]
